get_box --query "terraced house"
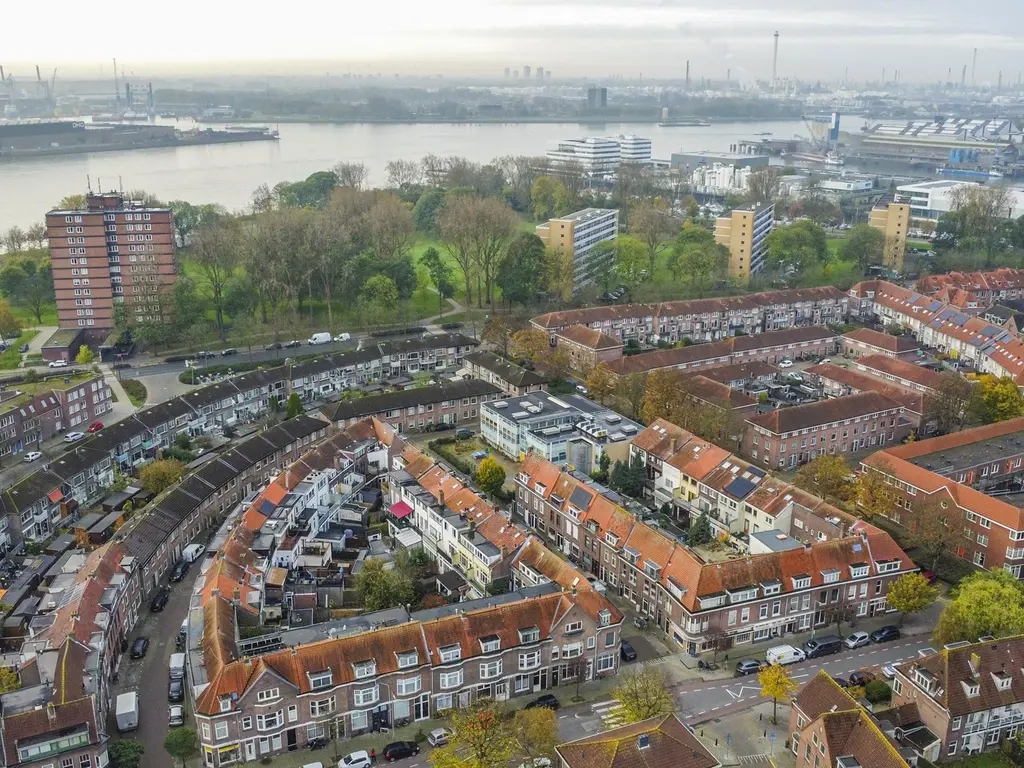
[515,452,914,655]
[193,588,622,765]
[531,286,849,345]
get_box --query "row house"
[551,325,625,373]
[892,636,1024,761]
[804,363,933,435]
[863,418,1024,575]
[0,374,113,461]
[0,637,111,768]
[514,453,914,655]
[604,326,838,380]
[790,672,912,768]
[193,588,622,766]
[745,391,908,470]
[388,444,528,597]
[531,286,849,345]
[319,380,502,433]
[851,280,1024,386]
[628,419,854,545]
[850,354,945,395]
[917,268,1024,306]
[841,327,922,360]
[463,351,549,397]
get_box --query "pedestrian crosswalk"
[591,699,626,728]
[737,754,773,765]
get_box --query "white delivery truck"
[307,332,331,345]
[181,544,205,563]
[765,644,806,666]
[116,691,139,732]
[169,652,186,680]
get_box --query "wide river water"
[0,118,818,229]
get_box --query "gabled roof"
[555,324,624,351]
[556,713,720,768]
[746,391,901,435]
[843,327,921,354]
[794,670,860,720]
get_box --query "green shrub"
[864,680,892,704]
[122,379,147,407]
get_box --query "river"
[0,119,817,230]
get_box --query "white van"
[169,652,186,680]
[765,644,806,666]
[308,332,331,345]
[182,544,205,563]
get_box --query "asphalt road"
[558,636,936,742]
[110,570,196,768]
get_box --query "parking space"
[620,632,661,663]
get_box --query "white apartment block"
[613,134,652,164]
[547,137,621,174]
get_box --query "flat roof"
[907,429,1024,475]
[553,208,617,223]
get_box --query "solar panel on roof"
[724,477,757,500]
[853,543,862,552]
[569,485,593,511]
[259,499,277,514]
[748,467,766,479]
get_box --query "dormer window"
[480,635,501,653]
[518,626,540,644]
[962,680,981,698]
[791,575,811,590]
[993,672,1013,691]
[309,670,333,690]
[397,650,418,669]
[821,569,840,584]
[623,547,640,565]
[599,609,611,627]
[850,563,869,579]
[353,660,376,679]
[439,644,461,663]
[605,531,619,547]
[877,560,901,573]
[914,668,935,693]
[219,697,233,712]
[761,580,781,596]
[644,562,661,579]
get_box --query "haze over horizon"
[9,0,1024,84]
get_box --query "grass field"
[0,330,39,371]
[11,305,57,327]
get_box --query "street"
[110,573,196,768]
[556,635,936,742]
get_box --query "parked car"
[870,625,901,643]
[735,659,763,676]
[455,427,473,440]
[63,432,85,443]
[168,705,184,727]
[882,662,897,679]
[220,348,238,357]
[778,359,794,369]
[264,342,282,351]
[620,639,638,662]
[921,570,938,585]
[150,588,170,612]
[427,728,453,747]
[129,637,149,659]
[524,694,559,710]
[19,344,28,353]
[48,359,69,368]
[23,451,42,463]
[284,340,302,348]
[333,332,351,342]
[169,561,189,583]
[168,678,184,702]
[87,421,104,433]
[844,631,871,650]
[831,676,851,688]
[848,670,876,687]
[339,753,371,768]
[195,351,215,360]
[381,741,419,761]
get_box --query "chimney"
[637,733,650,750]
[670,437,678,454]
[970,652,981,676]
[243,656,252,671]
[439,489,445,506]
[291,646,298,656]
[46,702,57,725]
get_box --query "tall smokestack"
[685,60,690,89]
[998,71,1003,91]
[972,48,978,86]
[961,64,967,90]
[772,31,779,92]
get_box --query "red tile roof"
[556,714,720,768]
[852,355,945,391]
[843,327,920,354]
[555,324,625,350]
[805,363,925,414]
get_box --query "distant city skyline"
[8,0,1023,84]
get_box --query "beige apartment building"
[535,208,618,292]
[869,201,911,271]
[714,202,774,281]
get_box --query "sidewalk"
[695,700,795,767]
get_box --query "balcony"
[963,711,1024,735]
[1007,547,1024,560]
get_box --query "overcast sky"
[8,0,1024,83]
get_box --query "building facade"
[46,192,177,337]
[319,380,501,433]
[869,201,911,271]
[535,208,619,292]
[714,202,774,280]
[552,325,625,373]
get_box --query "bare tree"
[556,158,587,207]
[420,154,448,187]
[25,223,47,250]
[438,199,477,305]
[191,218,240,340]
[468,198,519,308]
[249,183,274,214]
[386,159,422,189]
[4,227,26,254]
[629,199,676,277]
[365,193,415,262]
[746,167,784,204]
[332,162,369,190]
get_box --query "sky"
[8,0,1024,83]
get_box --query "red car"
[921,570,938,585]
[87,421,104,433]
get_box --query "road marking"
[711,706,720,710]
[559,715,568,719]
[592,699,617,709]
